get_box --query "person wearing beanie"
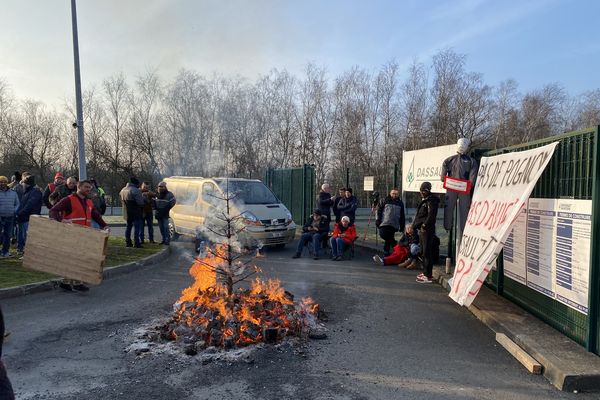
[15,174,43,255]
[292,209,329,260]
[336,187,358,224]
[412,181,440,284]
[119,177,144,247]
[329,215,357,261]
[42,172,65,209]
[48,176,77,207]
[0,176,19,257]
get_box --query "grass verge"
[0,237,164,289]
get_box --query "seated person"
[330,216,357,261]
[293,209,329,260]
[399,224,420,269]
[373,224,420,267]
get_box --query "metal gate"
[265,164,315,225]
[485,126,600,353]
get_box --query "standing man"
[49,176,78,208]
[120,177,144,248]
[15,175,42,256]
[140,182,156,244]
[376,188,406,256]
[42,172,65,209]
[337,188,358,224]
[412,182,440,284]
[89,178,107,216]
[153,181,176,245]
[316,183,333,225]
[0,176,19,257]
[332,187,345,223]
[50,180,109,292]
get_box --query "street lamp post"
[71,0,87,180]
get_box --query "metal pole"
[346,168,350,189]
[393,163,398,188]
[71,0,87,180]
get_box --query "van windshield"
[215,180,279,205]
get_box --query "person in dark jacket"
[292,209,329,260]
[0,306,15,400]
[332,187,345,223]
[119,177,145,248]
[316,183,334,225]
[140,182,156,243]
[42,172,65,209]
[15,175,43,254]
[153,181,176,245]
[89,178,107,216]
[0,176,19,257]
[337,187,358,223]
[376,188,406,256]
[412,181,440,283]
[48,176,77,208]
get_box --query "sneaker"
[292,253,301,259]
[416,275,433,284]
[73,284,90,292]
[59,282,74,292]
[416,272,425,279]
[126,243,133,248]
[372,255,384,265]
[335,256,342,261]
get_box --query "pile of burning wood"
[158,245,322,353]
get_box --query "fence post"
[587,126,600,353]
[393,163,398,188]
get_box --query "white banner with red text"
[449,142,559,306]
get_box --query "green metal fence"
[265,164,315,225]
[484,126,600,353]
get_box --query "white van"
[163,177,296,248]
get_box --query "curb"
[0,247,171,300]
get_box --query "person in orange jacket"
[329,216,357,261]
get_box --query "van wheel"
[168,219,180,241]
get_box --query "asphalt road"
[2,240,592,400]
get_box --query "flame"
[161,243,320,348]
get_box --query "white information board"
[501,198,592,315]
[526,198,557,298]
[503,206,527,285]
[363,176,374,191]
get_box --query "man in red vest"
[50,180,109,292]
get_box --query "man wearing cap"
[48,176,77,207]
[412,181,440,284]
[292,209,329,260]
[120,177,145,248]
[42,172,65,209]
[0,176,19,257]
[15,174,43,255]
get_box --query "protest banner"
[449,142,559,306]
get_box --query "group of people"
[372,181,440,284]
[292,184,358,260]
[118,177,176,248]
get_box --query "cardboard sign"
[443,176,472,194]
[22,216,109,284]
[449,142,559,306]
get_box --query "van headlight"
[240,211,262,226]
[285,211,293,225]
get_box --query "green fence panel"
[265,165,315,225]
[484,127,598,351]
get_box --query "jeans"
[125,218,143,246]
[157,218,170,244]
[141,214,154,242]
[296,232,323,257]
[17,222,28,252]
[330,237,345,257]
[0,217,15,255]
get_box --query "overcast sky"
[1,0,599,106]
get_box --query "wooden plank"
[496,333,543,374]
[22,216,109,285]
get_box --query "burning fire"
[160,244,320,349]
